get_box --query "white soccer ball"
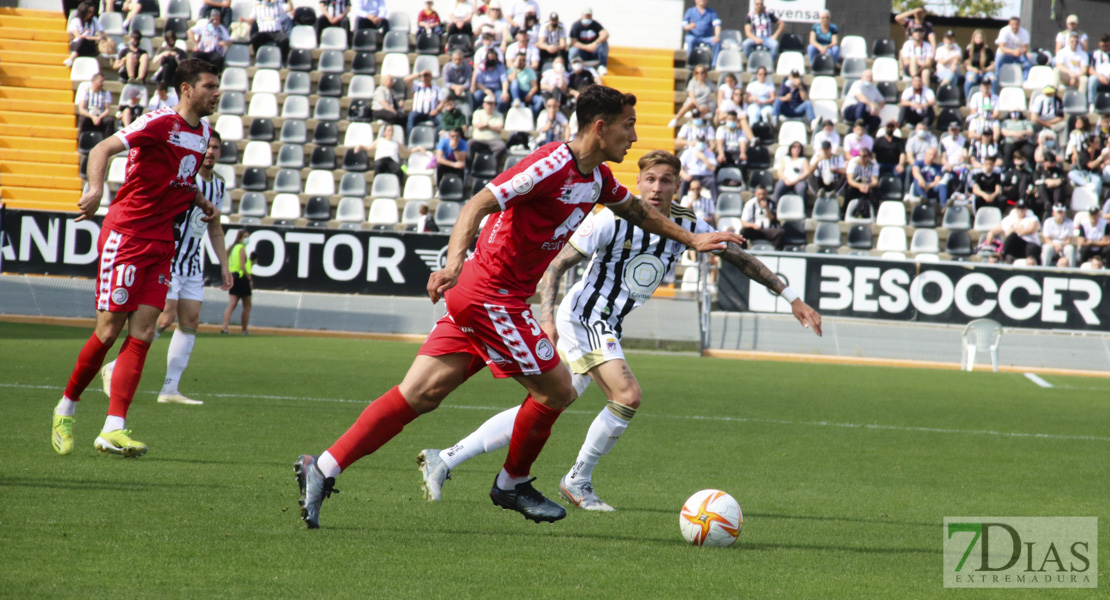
[679,489,743,547]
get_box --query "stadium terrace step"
[0,123,76,140]
[0,148,78,165]
[0,63,69,79]
[0,15,63,30]
[0,135,76,152]
[609,54,673,69]
[631,137,677,150]
[608,65,677,79]
[0,7,64,17]
[635,124,680,139]
[0,186,77,210]
[0,86,72,103]
[0,110,73,127]
[600,75,673,92]
[0,26,68,43]
[0,38,69,53]
[620,88,675,104]
[1,160,80,178]
[0,51,67,65]
[1,173,82,190]
[0,98,75,115]
[0,76,73,91]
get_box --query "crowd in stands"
[61,0,1110,268]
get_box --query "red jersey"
[104,107,211,242]
[455,142,631,300]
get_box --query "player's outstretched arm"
[427,188,501,303]
[76,135,126,222]
[535,243,588,344]
[719,242,823,336]
[207,216,234,290]
[611,195,744,252]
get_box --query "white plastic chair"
[304,170,336,196]
[776,195,805,221]
[1071,187,1099,212]
[1023,65,1056,91]
[70,57,100,81]
[839,36,867,60]
[289,25,317,50]
[281,95,310,120]
[680,267,700,292]
[504,107,535,133]
[872,57,899,82]
[381,53,411,78]
[107,156,128,184]
[371,173,401,199]
[777,121,807,146]
[270,193,301,219]
[247,93,278,118]
[877,226,907,252]
[809,76,838,100]
[961,318,1002,372]
[319,27,348,50]
[403,175,434,201]
[972,206,1002,232]
[876,201,907,226]
[910,228,939,253]
[406,151,434,176]
[215,115,244,141]
[336,197,366,223]
[813,100,839,123]
[213,164,237,189]
[413,54,441,78]
[998,87,1027,113]
[343,122,375,147]
[367,198,399,226]
[250,69,281,94]
[242,141,273,167]
[401,200,427,225]
[775,51,806,76]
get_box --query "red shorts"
[95,228,174,313]
[418,288,562,379]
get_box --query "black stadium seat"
[687,44,713,68]
[750,122,774,145]
[935,107,961,132]
[310,146,336,170]
[945,231,973,256]
[313,121,339,145]
[471,152,498,178]
[744,144,771,170]
[872,38,897,58]
[78,131,103,155]
[811,53,835,76]
[446,33,473,56]
[779,33,804,53]
[163,17,188,37]
[438,173,464,201]
[241,167,268,191]
[354,28,379,51]
[317,73,342,96]
[910,204,937,228]
[877,81,899,103]
[280,119,307,144]
[878,175,903,201]
[747,168,773,190]
[342,148,369,172]
[218,140,238,164]
[469,176,492,197]
[782,220,807,247]
[248,118,274,141]
[1095,93,1110,115]
[936,83,960,107]
[352,51,377,75]
[304,196,332,226]
[847,224,873,249]
[287,48,313,71]
[416,33,441,55]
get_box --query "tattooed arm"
[719,241,823,336]
[610,195,744,252]
[535,242,588,345]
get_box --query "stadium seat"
[841,57,867,79]
[250,69,281,94]
[224,44,251,68]
[1096,93,1110,114]
[716,217,742,233]
[997,87,1027,113]
[1071,187,1099,212]
[403,175,435,201]
[241,167,268,191]
[687,44,713,68]
[371,173,401,199]
[877,227,907,252]
[716,167,743,194]
[971,206,1000,232]
[214,140,237,165]
[1064,89,1088,115]
[438,173,465,201]
[871,57,899,82]
[248,93,278,118]
[878,104,902,127]
[348,75,376,99]
[344,122,375,147]
[317,73,343,97]
[910,204,937,228]
[876,201,907,226]
[254,45,282,69]
[839,35,867,59]
[163,17,188,37]
[383,30,411,54]
[367,198,400,227]
[287,48,313,71]
[280,119,307,144]
[310,146,336,170]
[342,148,370,172]
[352,51,378,75]
[78,131,103,155]
[336,197,366,227]
[237,192,267,219]
[290,25,317,50]
[946,231,973,256]
[320,27,348,50]
[745,144,772,170]
[413,54,441,79]
[936,83,960,108]
[811,196,840,222]
[417,33,442,55]
[401,200,427,226]
[242,141,273,168]
[269,193,301,226]
[435,201,461,226]
[746,50,772,73]
[166,0,190,18]
[129,13,154,37]
[1023,65,1055,91]
[340,172,367,197]
[943,205,973,231]
[997,63,1022,88]
[747,168,774,191]
[719,29,742,50]
[779,33,804,53]
[811,54,836,76]
[881,251,906,260]
[314,97,341,121]
[777,121,807,146]
[213,164,237,189]
[776,195,805,222]
[468,176,492,197]
[381,53,411,78]
[107,156,127,185]
[281,72,310,96]
[214,115,243,141]
[910,229,940,254]
[715,49,742,72]
[305,170,336,196]
[99,11,123,35]
[871,38,897,58]
[277,144,305,169]
[471,152,499,178]
[679,267,700,291]
[388,10,411,32]
[814,222,841,249]
[775,51,806,76]
[70,57,100,81]
[305,196,332,227]
[318,49,346,74]
[407,151,434,176]
[407,124,436,149]
[716,192,742,217]
[504,107,535,133]
[875,81,898,104]
[813,100,838,123]
[844,200,874,224]
[248,118,274,141]
[354,28,379,51]
[782,220,807,247]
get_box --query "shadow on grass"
[617,506,935,528]
[1,476,229,492]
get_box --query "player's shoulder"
[670,204,699,223]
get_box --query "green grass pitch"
[1,321,1107,598]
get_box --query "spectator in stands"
[115,0,145,32]
[740,186,784,250]
[567,56,597,107]
[508,53,542,115]
[1035,151,1066,217]
[435,127,469,180]
[1033,129,1059,164]
[714,110,750,167]
[568,7,609,75]
[683,0,722,67]
[245,0,291,62]
[900,26,934,85]
[969,129,999,173]
[446,0,474,37]
[716,72,739,109]
[409,203,437,232]
[200,0,233,26]
[117,84,144,128]
[1088,35,1110,107]
[1000,110,1036,165]
[470,95,506,158]
[744,66,776,126]
[807,10,838,67]
[151,30,186,87]
[677,178,715,224]
[940,122,969,191]
[521,12,540,44]
[994,16,1031,93]
[316,0,352,45]
[715,85,744,125]
[934,30,961,88]
[911,147,949,208]
[905,121,938,164]
[1056,14,1088,53]
[1031,85,1068,140]
[474,31,505,69]
[353,123,423,180]
[148,82,178,111]
[1065,115,1091,164]
[843,119,874,158]
[535,96,568,144]
[995,201,1042,264]
[773,141,812,204]
[371,74,405,125]
[668,65,714,129]
[539,56,569,107]
[506,28,540,69]
[1042,203,1077,266]
[443,51,474,106]
[437,94,468,136]
[1055,31,1088,92]
[811,119,840,155]
[1070,134,1110,198]
[507,0,539,36]
[536,12,567,65]
[963,29,995,101]
[968,79,999,122]
[1082,255,1105,269]
[352,0,390,36]
[406,69,445,133]
[474,1,511,48]
[772,70,816,129]
[894,6,935,48]
[809,140,846,197]
[113,31,150,84]
[742,0,782,60]
[475,0,491,16]
[190,11,231,71]
[1076,205,1110,265]
[845,147,878,218]
[1098,114,1110,147]
[874,120,906,177]
[969,157,1002,211]
[899,74,935,128]
[1000,152,1034,206]
[678,137,718,200]
[64,2,104,67]
[417,0,444,41]
[472,52,510,112]
[76,73,114,135]
[842,69,884,133]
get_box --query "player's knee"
[614,383,642,410]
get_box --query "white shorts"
[556,311,626,397]
[166,272,205,302]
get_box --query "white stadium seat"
[247,93,278,118]
[304,170,336,196]
[289,25,317,50]
[107,156,127,184]
[270,194,301,220]
[876,201,907,226]
[250,69,281,94]
[504,107,535,133]
[871,57,899,82]
[336,197,366,223]
[775,51,806,76]
[403,175,434,201]
[1023,65,1056,91]
[70,57,99,81]
[809,76,838,100]
[344,122,375,147]
[381,53,411,77]
[242,141,273,167]
[877,226,908,252]
[367,198,399,226]
[281,95,311,120]
[401,201,427,225]
[215,115,244,141]
[839,35,867,59]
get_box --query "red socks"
[107,336,150,418]
[64,333,112,402]
[503,396,563,478]
[327,386,419,470]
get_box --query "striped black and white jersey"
[172,172,226,277]
[559,205,715,338]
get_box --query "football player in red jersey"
[294,85,744,528]
[51,59,224,459]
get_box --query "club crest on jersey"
[158,274,168,285]
[535,338,555,361]
[510,172,534,195]
[111,288,129,305]
[590,182,601,202]
[606,338,618,352]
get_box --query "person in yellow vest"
[221,230,253,334]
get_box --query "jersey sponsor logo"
[168,129,208,154]
[177,154,198,182]
[535,338,555,361]
[510,172,534,195]
[624,254,667,301]
[552,207,587,241]
[111,287,129,305]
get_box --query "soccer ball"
[679,489,743,547]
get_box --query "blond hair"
[637,150,681,178]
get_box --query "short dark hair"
[173,58,219,97]
[77,1,92,13]
[156,81,168,92]
[451,127,464,136]
[1101,34,1110,44]
[754,185,768,195]
[575,85,637,129]
[209,129,222,144]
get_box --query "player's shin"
[63,333,113,406]
[325,386,419,472]
[499,396,563,488]
[441,405,520,470]
[105,336,151,430]
[162,327,196,395]
[566,400,635,484]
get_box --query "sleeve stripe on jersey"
[486,144,574,210]
[113,107,176,150]
[670,205,698,221]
